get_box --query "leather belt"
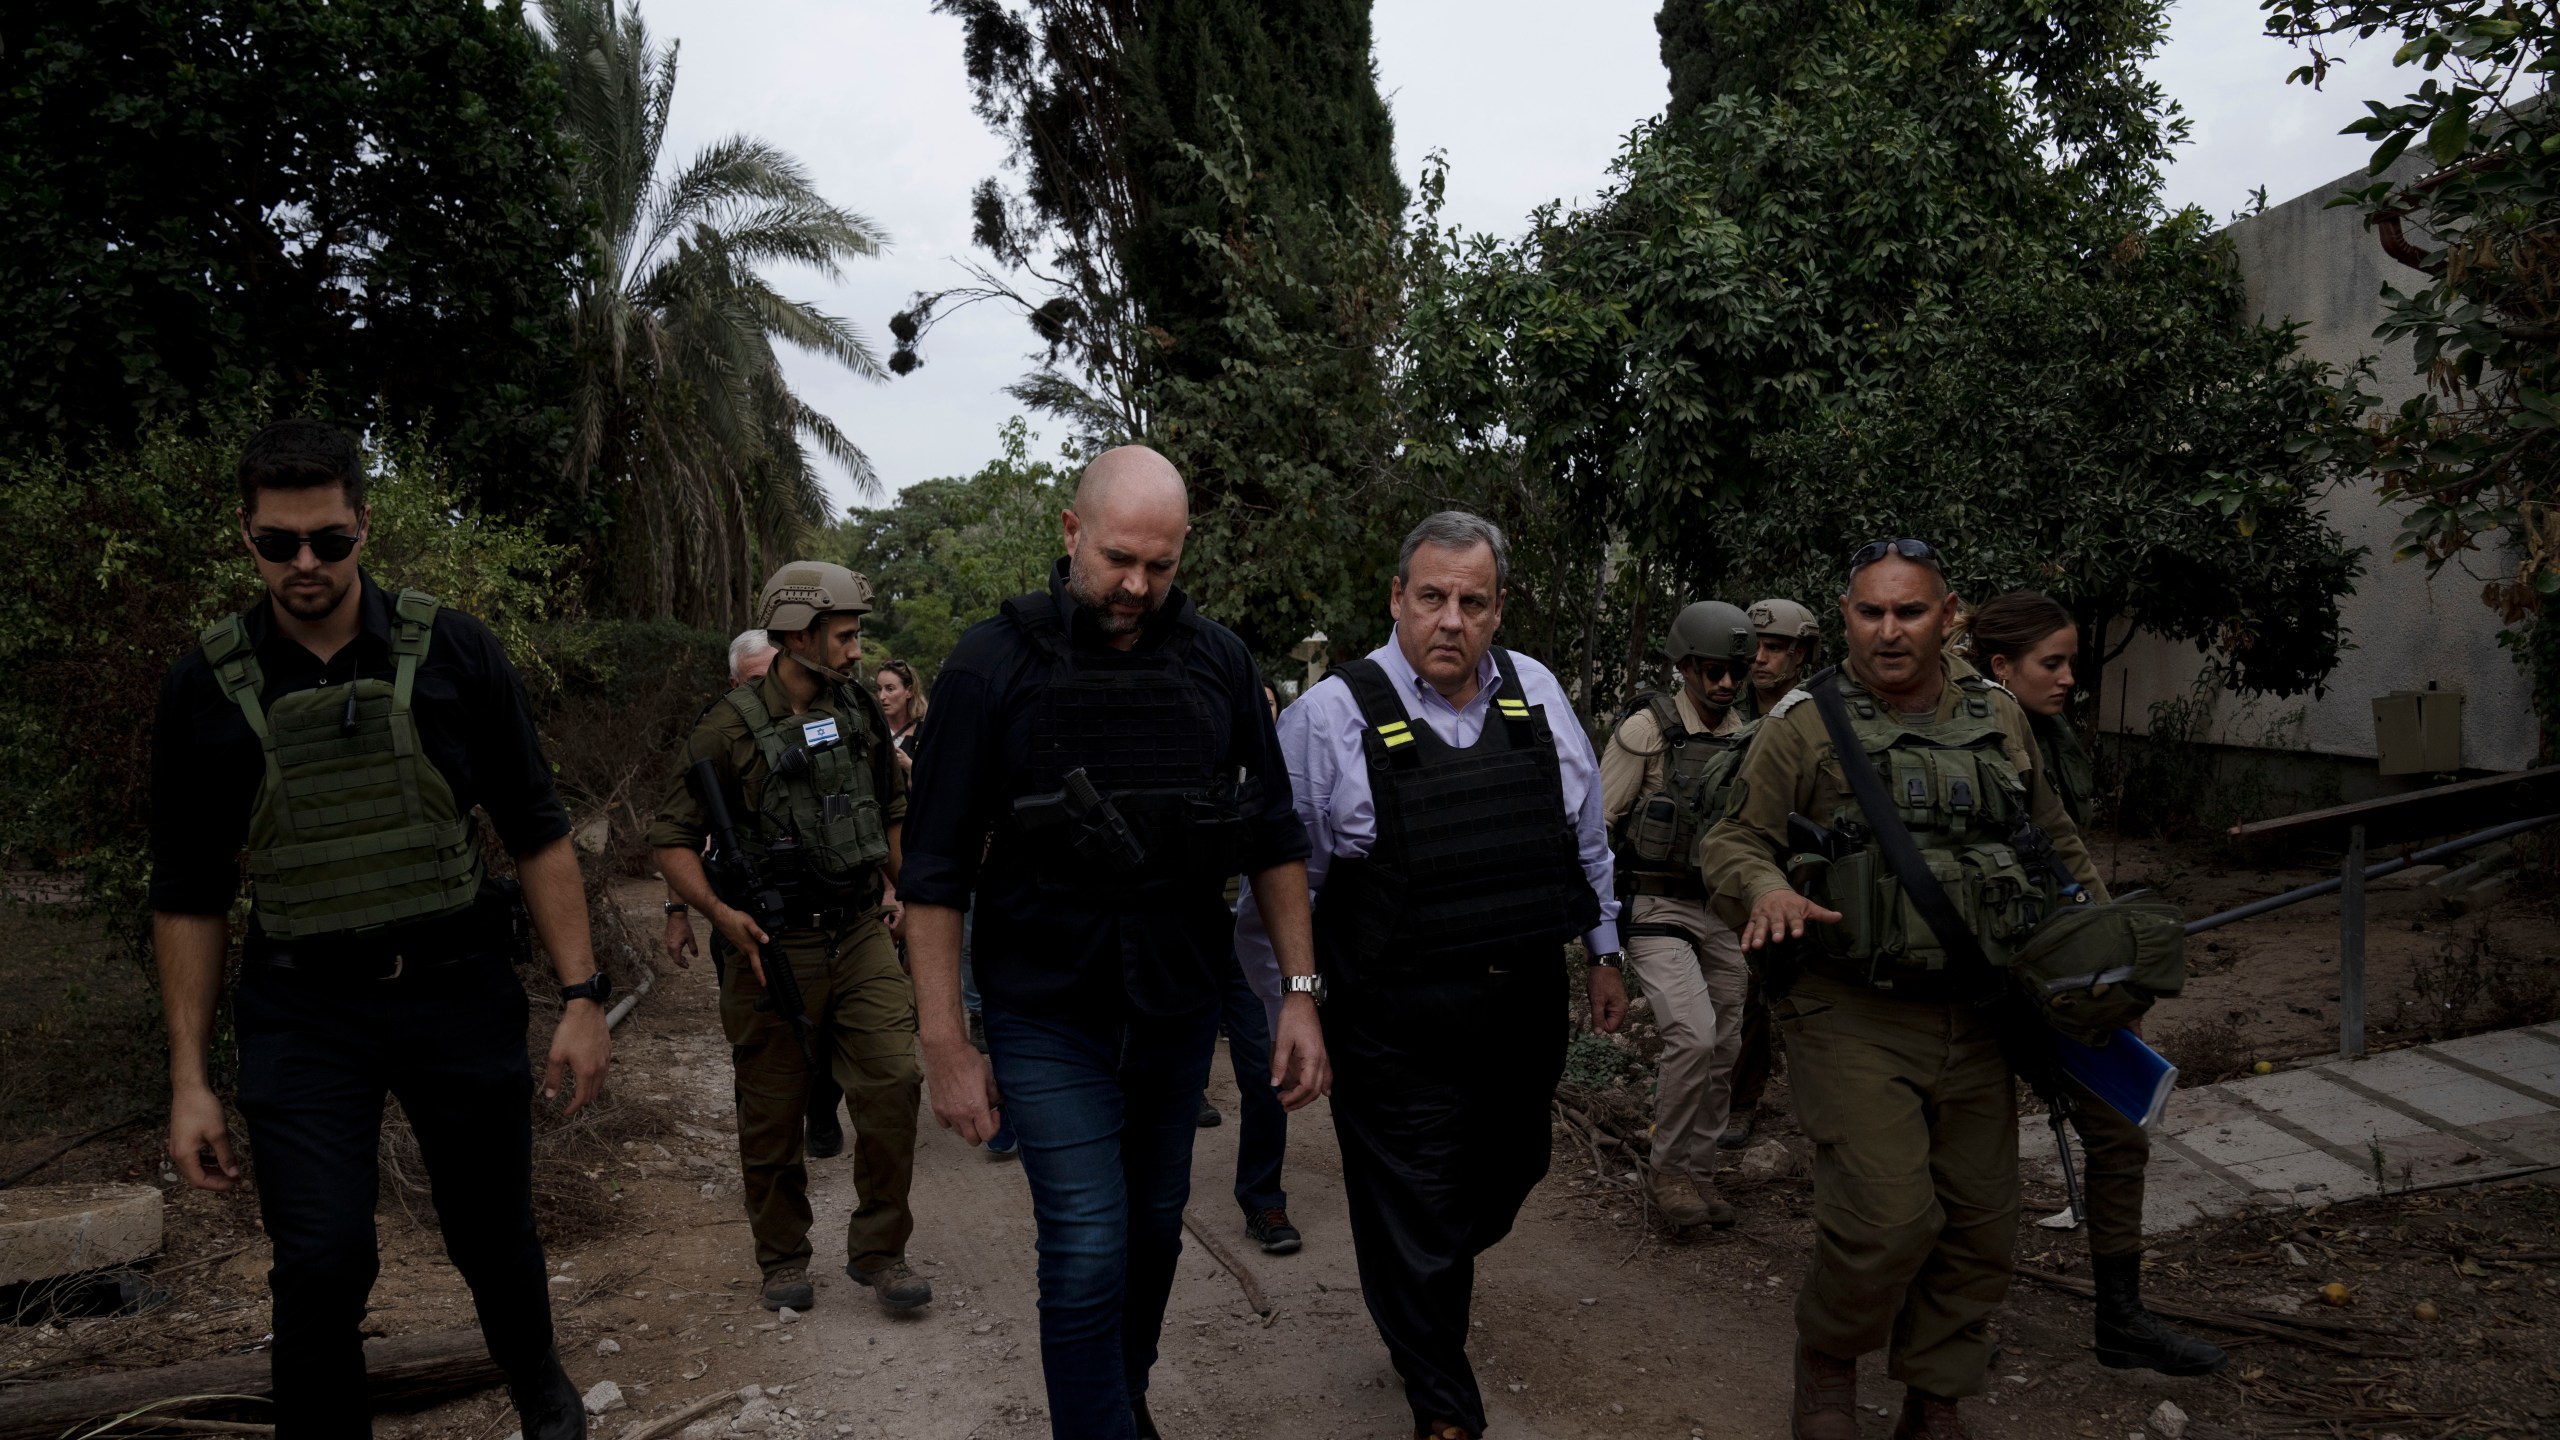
[1799,955,1984,1005]
[247,942,476,981]
[1622,872,1707,899]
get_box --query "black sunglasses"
[1848,537,1942,573]
[1690,659,1744,683]
[249,528,361,564]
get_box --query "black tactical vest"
[1611,690,1756,899]
[1003,591,1255,903]
[1315,648,1601,979]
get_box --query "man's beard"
[1065,555,1161,637]
[275,574,353,622]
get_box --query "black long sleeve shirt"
[898,560,1307,1019]
[150,572,570,916]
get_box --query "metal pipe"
[2183,812,2560,936]
[2339,825,2366,1058]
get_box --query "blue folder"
[2053,1028,2179,1129]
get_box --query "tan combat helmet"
[1747,597,1818,641]
[757,561,874,631]
[1665,601,1757,665]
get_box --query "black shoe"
[2092,1252,2226,1376]
[1244,1207,1302,1255]
[806,1113,845,1160]
[846,1259,934,1312]
[506,1349,586,1440]
[1717,1107,1758,1150]
[1132,1397,1160,1439]
[759,1263,814,1312]
[1196,1098,1221,1127]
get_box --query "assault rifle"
[687,758,822,1072]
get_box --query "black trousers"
[1323,953,1567,1435]
[234,955,560,1440]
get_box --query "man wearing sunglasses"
[152,419,609,1440]
[1699,538,2101,1440]
[1598,600,1760,1231]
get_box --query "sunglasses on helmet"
[249,529,362,564]
[1847,537,1942,573]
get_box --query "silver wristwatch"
[1285,973,1329,1005]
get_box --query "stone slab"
[2176,1115,2312,1168]
[2230,1070,2410,1147]
[2394,1076,2550,1127]
[0,1184,163,1286]
[2226,1147,2373,1203]
[2429,1031,2560,1099]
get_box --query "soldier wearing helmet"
[1741,596,1822,721]
[650,561,930,1316]
[1596,600,1760,1230]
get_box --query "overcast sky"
[633,0,2399,511]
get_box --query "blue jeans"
[1218,957,1288,1215]
[960,905,981,1016]
[983,1001,1219,1440]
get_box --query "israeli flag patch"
[801,716,841,748]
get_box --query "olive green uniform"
[1699,658,2103,1398]
[1598,690,1752,1186]
[648,668,919,1279]
[2028,709,2148,1259]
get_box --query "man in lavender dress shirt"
[1238,511,1625,1440]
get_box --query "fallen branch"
[0,1116,149,1189]
[0,1330,500,1440]
[2016,1267,2407,1359]
[1179,1210,1272,1321]
[616,1389,736,1440]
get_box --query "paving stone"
[0,1184,163,1286]
[2490,1109,2560,1163]
[2227,1147,2371,1201]
[2232,1070,2410,1146]
[2178,1115,2313,1167]
[2394,1077,2550,1127]
[2429,1032,2560,1097]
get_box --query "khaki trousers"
[720,915,921,1276]
[1623,893,1748,1184]
[1776,973,2019,1399]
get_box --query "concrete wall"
[2099,161,2537,775]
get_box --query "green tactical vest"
[1810,675,2056,976]
[722,681,891,895]
[203,589,482,939]
[1612,692,1756,898]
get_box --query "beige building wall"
[2099,161,2537,775]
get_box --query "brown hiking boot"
[1790,1343,1860,1440]
[847,1258,933,1312]
[758,1264,813,1312]
[1891,1390,1971,1440]
[1652,1173,1714,1228]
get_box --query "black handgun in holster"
[2009,815,2089,905]
[687,758,822,1073]
[1013,766,1150,876]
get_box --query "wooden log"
[1179,1210,1272,1320]
[0,1330,500,1440]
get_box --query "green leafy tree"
[2263,0,2559,747]
[821,419,1071,681]
[1398,0,2367,710]
[0,0,584,485]
[544,0,890,626]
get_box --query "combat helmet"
[757,561,874,631]
[1746,597,1818,641]
[1665,601,1757,666]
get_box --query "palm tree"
[543,0,888,623]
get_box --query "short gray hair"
[1398,511,1510,591]
[727,628,776,681]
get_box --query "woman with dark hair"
[1966,590,2224,1379]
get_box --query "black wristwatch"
[560,972,615,1009]
[663,901,688,915]
[1588,951,1624,970]
[1285,973,1328,1006]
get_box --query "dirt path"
[585,909,1798,1440]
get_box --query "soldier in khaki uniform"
[652,563,931,1317]
[1598,601,1759,1229]
[1720,597,1820,1152]
[1699,541,2103,1440]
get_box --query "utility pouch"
[1630,794,1681,864]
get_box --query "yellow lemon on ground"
[2252,1061,2275,1075]
[2320,1283,2352,1307]
[2414,1301,2440,1322]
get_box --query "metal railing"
[2179,812,2557,1058]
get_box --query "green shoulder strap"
[200,613,269,740]
[390,589,438,711]
[723,683,791,775]
[1644,691,1687,745]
